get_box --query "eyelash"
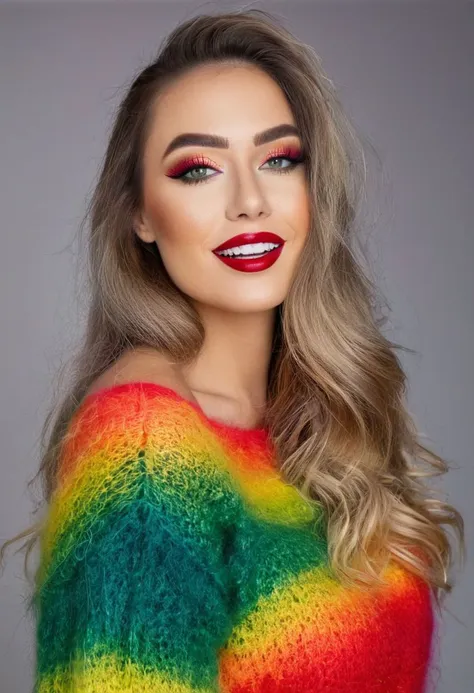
[166,150,305,186]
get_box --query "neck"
[181,302,277,422]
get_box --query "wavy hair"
[1,8,464,613]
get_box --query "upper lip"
[213,231,285,253]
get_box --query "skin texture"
[127,62,311,427]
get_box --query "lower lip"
[213,244,284,272]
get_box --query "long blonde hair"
[1,8,464,614]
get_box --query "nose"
[225,165,272,221]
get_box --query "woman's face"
[134,62,311,313]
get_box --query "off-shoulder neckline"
[80,380,269,442]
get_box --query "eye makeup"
[165,144,306,186]
[166,155,222,180]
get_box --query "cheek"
[277,177,311,238]
[295,188,311,228]
[146,191,210,249]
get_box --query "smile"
[213,242,284,273]
[215,242,280,259]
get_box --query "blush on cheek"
[294,190,311,234]
[143,201,182,243]
[154,217,201,254]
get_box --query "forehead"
[146,62,295,150]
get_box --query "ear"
[133,210,155,244]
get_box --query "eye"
[260,155,304,174]
[165,156,220,186]
[179,165,218,185]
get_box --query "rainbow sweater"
[34,381,435,693]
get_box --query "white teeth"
[217,242,279,257]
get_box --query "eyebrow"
[162,123,301,159]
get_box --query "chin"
[206,295,285,314]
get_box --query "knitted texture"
[34,381,435,692]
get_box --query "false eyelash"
[168,154,306,186]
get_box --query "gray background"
[0,1,472,691]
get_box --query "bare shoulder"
[83,347,199,406]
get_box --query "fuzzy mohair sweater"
[33,381,435,692]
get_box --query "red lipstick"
[212,232,285,273]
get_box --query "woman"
[1,9,464,693]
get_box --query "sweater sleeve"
[33,386,237,693]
